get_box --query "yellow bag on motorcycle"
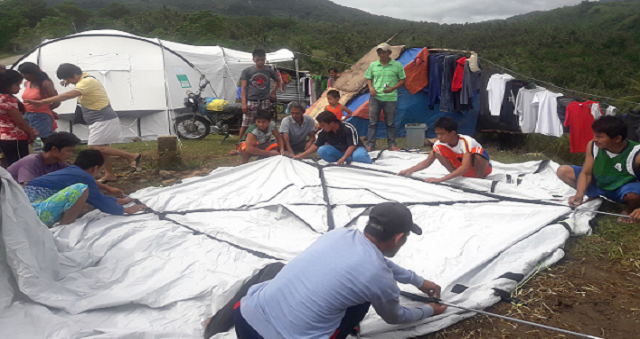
[207,99,229,111]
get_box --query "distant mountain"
[44,0,402,23]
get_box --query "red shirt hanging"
[451,57,468,92]
[564,100,598,153]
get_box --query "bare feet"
[366,146,374,152]
[129,154,142,172]
[618,210,636,224]
[98,177,117,183]
[229,150,240,155]
[389,146,400,152]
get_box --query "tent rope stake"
[400,292,605,339]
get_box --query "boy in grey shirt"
[236,49,280,146]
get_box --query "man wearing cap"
[232,202,446,339]
[364,43,406,152]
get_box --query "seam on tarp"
[497,272,525,282]
[533,160,550,174]
[490,181,499,193]
[318,167,335,231]
[161,214,282,260]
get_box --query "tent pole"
[295,59,301,101]
[157,38,174,136]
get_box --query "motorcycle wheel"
[174,115,211,140]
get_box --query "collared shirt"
[279,115,316,149]
[364,59,406,102]
[240,228,434,339]
[315,122,364,153]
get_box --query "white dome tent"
[11,30,294,141]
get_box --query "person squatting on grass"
[398,116,492,183]
[7,131,124,196]
[23,149,146,227]
[279,101,316,156]
[237,110,285,164]
[294,110,372,165]
[557,115,640,223]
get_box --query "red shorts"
[433,145,492,178]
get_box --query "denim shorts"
[24,112,53,138]
[571,165,640,202]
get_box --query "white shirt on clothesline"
[533,90,564,138]
[486,73,515,116]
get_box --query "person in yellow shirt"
[25,63,140,182]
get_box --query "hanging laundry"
[469,53,480,72]
[499,79,529,130]
[460,58,482,106]
[486,73,515,116]
[322,79,328,92]
[533,90,564,137]
[440,55,458,112]
[451,57,468,92]
[276,71,285,92]
[312,75,323,101]
[478,69,500,117]
[428,54,444,107]
[590,102,602,120]
[309,77,316,105]
[606,105,617,116]
[281,73,290,84]
[404,47,430,95]
[565,100,599,153]
[556,96,576,134]
[515,87,545,133]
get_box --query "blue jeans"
[318,145,372,164]
[571,165,640,203]
[440,55,457,112]
[367,97,398,148]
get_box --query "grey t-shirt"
[249,121,277,144]
[279,115,315,150]
[241,66,278,101]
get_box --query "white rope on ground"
[478,56,640,106]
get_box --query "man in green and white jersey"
[557,116,640,223]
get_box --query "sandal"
[129,154,142,173]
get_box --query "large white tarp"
[0,152,599,338]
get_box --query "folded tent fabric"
[403,48,430,95]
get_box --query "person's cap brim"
[411,223,422,235]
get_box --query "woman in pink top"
[18,62,59,142]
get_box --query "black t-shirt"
[315,122,364,152]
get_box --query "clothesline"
[478,56,640,106]
[292,51,354,66]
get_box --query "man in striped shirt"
[294,111,372,164]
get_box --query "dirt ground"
[89,136,640,339]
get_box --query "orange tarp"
[403,47,429,95]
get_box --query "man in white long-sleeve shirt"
[234,202,447,339]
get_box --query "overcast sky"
[331,0,588,24]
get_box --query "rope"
[478,56,640,106]
[292,51,354,66]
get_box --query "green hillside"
[2,0,640,109]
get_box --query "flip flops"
[129,154,142,173]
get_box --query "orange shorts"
[236,141,279,152]
[433,145,492,178]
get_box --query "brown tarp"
[305,45,404,120]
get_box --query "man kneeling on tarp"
[23,149,146,227]
[557,116,640,223]
[236,110,286,164]
[398,116,492,182]
[293,110,372,164]
[230,202,446,339]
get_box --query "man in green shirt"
[557,116,640,223]
[364,43,406,152]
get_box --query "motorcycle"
[174,75,243,141]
